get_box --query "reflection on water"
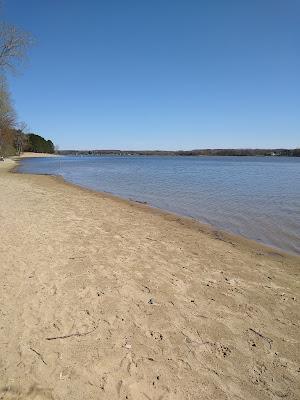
[19,156,300,255]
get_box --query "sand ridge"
[0,158,299,399]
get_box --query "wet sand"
[0,156,299,399]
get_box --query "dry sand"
[19,152,60,158]
[0,156,299,400]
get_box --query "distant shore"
[58,148,300,157]
[0,154,299,399]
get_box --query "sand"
[19,152,60,158]
[0,156,299,400]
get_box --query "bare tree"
[0,76,16,155]
[15,121,29,154]
[0,21,32,155]
[18,121,29,133]
[0,76,15,123]
[0,22,33,73]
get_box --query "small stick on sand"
[30,347,47,365]
[249,328,273,349]
[46,327,97,341]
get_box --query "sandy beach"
[0,156,299,400]
[19,152,60,158]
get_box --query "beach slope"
[0,159,299,399]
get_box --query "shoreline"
[0,156,299,399]
[15,155,300,260]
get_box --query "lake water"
[19,156,300,255]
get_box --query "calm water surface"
[19,156,300,255]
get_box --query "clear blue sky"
[4,0,300,150]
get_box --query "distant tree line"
[59,148,300,157]
[0,14,54,157]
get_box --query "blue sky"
[4,0,300,150]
